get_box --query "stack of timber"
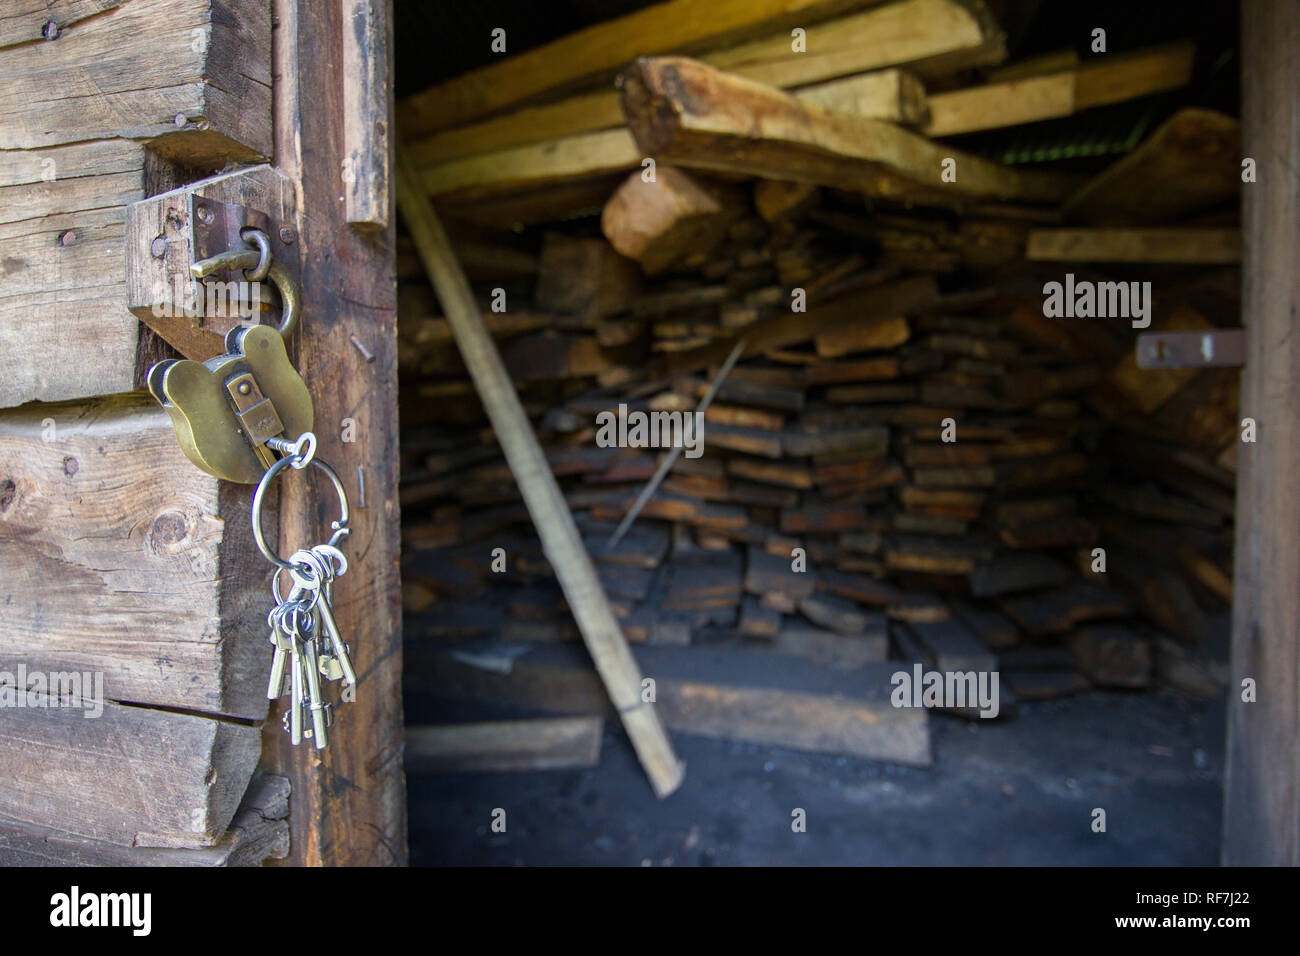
[396,0,1238,768]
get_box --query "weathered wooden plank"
[397,0,875,136]
[403,0,994,166]
[1226,1,1300,867]
[0,773,290,866]
[341,0,390,229]
[789,68,927,124]
[905,617,995,672]
[0,694,261,847]
[0,1,120,49]
[708,0,1003,85]
[925,43,1195,138]
[422,127,640,201]
[1026,228,1241,263]
[0,394,269,718]
[0,140,144,407]
[414,643,931,766]
[620,57,1080,206]
[0,0,272,162]
[1065,109,1241,225]
[405,718,604,773]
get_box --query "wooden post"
[264,0,407,865]
[1224,0,1300,866]
[395,144,685,798]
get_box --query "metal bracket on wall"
[1136,329,1245,369]
[125,165,297,362]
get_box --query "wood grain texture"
[261,0,407,866]
[0,773,290,866]
[0,394,271,718]
[0,1,275,407]
[0,0,271,161]
[0,1,120,49]
[1224,0,1300,867]
[0,139,144,407]
[925,43,1194,138]
[620,57,1078,206]
[601,167,742,275]
[342,0,390,229]
[396,0,875,136]
[0,693,261,847]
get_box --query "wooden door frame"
[263,0,406,866]
[1223,0,1300,866]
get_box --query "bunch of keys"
[267,544,355,748]
[250,431,355,750]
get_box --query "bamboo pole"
[395,143,685,798]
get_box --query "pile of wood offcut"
[396,0,1240,771]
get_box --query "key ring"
[253,450,351,570]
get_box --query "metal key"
[291,548,357,687]
[299,615,329,749]
[285,605,306,745]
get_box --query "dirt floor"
[406,687,1225,866]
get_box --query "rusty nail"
[42,20,59,40]
[349,335,375,363]
[150,236,167,258]
[278,225,296,244]
[59,230,77,246]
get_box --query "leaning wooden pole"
[395,144,684,798]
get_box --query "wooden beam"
[1064,108,1242,225]
[403,0,998,168]
[1225,0,1300,867]
[0,0,271,161]
[262,0,406,866]
[619,57,1080,206]
[794,68,927,124]
[422,128,640,201]
[395,143,684,798]
[0,694,260,847]
[397,0,878,136]
[414,643,931,766]
[0,394,269,718]
[924,43,1195,138]
[1026,228,1242,263]
[0,773,290,866]
[341,0,390,229]
[708,0,1004,84]
[405,718,604,773]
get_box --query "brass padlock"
[148,323,313,483]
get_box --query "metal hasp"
[126,165,297,361]
[1136,329,1246,369]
